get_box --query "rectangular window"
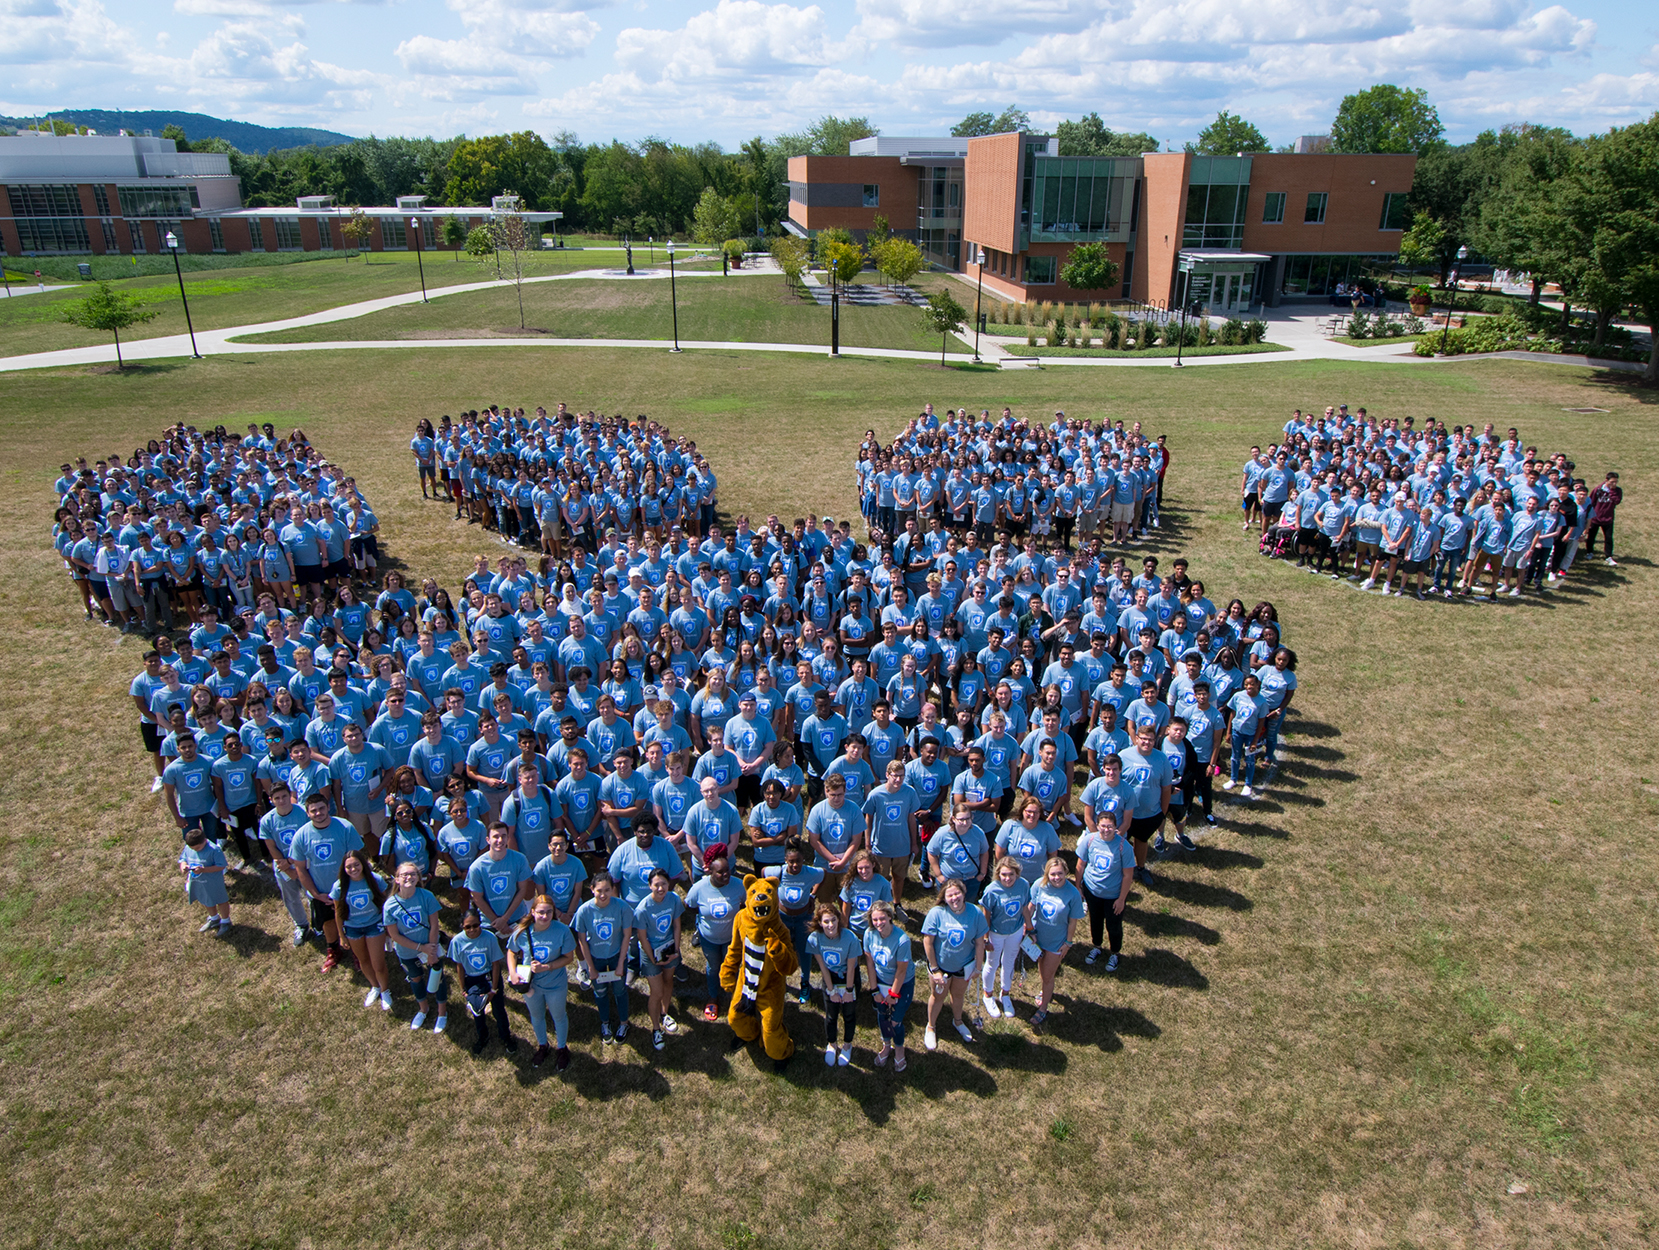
[273,217,303,250]
[1304,192,1328,224]
[92,185,110,215]
[128,221,148,254]
[101,219,118,251]
[862,184,879,208]
[12,217,91,253]
[1024,255,1056,284]
[1262,192,1285,224]
[316,218,334,250]
[421,218,439,249]
[247,218,264,250]
[7,184,82,216]
[209,219,226,252]
[1379,192,1410,231]
[116,185,195,218]
[381,218,407,250]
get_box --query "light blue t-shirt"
[980,876,1032,936]
[1028,881,1085,952]
[863,923,915,989]
[763,863,825,913]
[509,921,575,992]
[572,896,632,963]
[685,875,746,945]
[448,929,505,980]
[1075,830,1134,898]
[922,903,989,974]
[807,928,863,987]
[633,891,685,960]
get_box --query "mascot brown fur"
[720,874,797,1068]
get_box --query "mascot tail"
[732,938,766,1018]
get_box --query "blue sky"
[1,0,1654,148]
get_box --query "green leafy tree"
[1058,242,1121,293]
[821,238,864,285]
[813,226,855,265]
[872,237,924,288]
[868,214,891,245]
[444,131,559,209]
[1475,126,1580,305]
[951,107,1030,137]
[922,289,969,365]
[441,212,468,261]
[1396,211,1445,269]
[1192,110,1268,155]
[160,123,191,153]
[339,207,374,261]
[1559,117,1659,363]
[770,235,809,286]
[773,116,878,157]
[466,224,499,278]
[1408,129,1519,281]
[61,281,158,369]
[1331,85,1444,155]
[1056,112,1160,157]
[691,186,740,245]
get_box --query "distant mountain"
[0,110,356,154]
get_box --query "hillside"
[0,109,355,154]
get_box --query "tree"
[872,237,923,289]
[441,212,468,261]
[820,239,864,286]
[1562,117,1659,367]
[770,235,809,287]
[922,289,969,365]
[691,186,740,245]
[868,214,891,245]
[339,208,374,261]
[466,224,499,279]
[772,116,878,157]
[444,131,559,209]
[1058,243,1121,293]
[812,225,855,265]
[1192,110,1268,155]
[1330,85,1444,155]
[1396,211,1445,269]
[1056,112,1159,157]
[494,210,534,329]
[1476,127,1579,304]
[62,281,158,370]
[951,107,1030,137]
[160,123,191,153]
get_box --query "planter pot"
[731,256,742,269]
[1409,298,1431,316]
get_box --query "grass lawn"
[0,250,722,358]
[1002,342,1291,359]
[1334,333,1428,349]
[2,349,1656,1247]
[235,273,948,353]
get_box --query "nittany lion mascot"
[720,874,797,1069]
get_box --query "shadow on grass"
[1127,905,1221,946]
[1582,370,1659,404]
[1189,846,1264,871]
[1224,818,1289,840]
[1144,875,1252,913]
[1112,946,1209,990]
[1280,741,1345,764]
[1043,999,1161,1053]
[1287,717,1342,740]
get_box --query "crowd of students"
[1240,407,1626,599]
[60,405,1302,1077]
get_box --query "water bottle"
[425,963,443,995]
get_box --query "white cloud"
[394,0,600,100]
[614,1,836,80]
[851,0,1107,50]
[0,0,128,65]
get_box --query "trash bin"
[78,263,92,278]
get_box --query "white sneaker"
[379,990,392,1011]
[150,776,166,794]
[824,1044,837,1066]
[1508,588,1522,598]
[1240,785,1254,798]
[660,1014,678,1034]
[923,1026,938,1051]
[1444,589,1454,599]
[411,1010,428,1031]
[1222,778,1236,791]
[837,1045,851,1066]
[954,1021,974,1043]
[364,986,380,1008]
[1000,995,1015,1017]
[1359,578,1374,590]
[292,926,306,947]
[982,993,1002,1019]
[199,917,219,933]
[1085,946,1102,965]
[1606,557,1617,566]
[433,1014,447,1034]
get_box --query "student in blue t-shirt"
[573,871,634,1044]
[978,857,1030,1019]
[382,862,449,1035]
[177,827,231,938]
[1026,856,1084,1025]
[330,848,393,1010]
[1222,672,1269,797]
[685,852,746,1019]
[862,899,915,1071]
[764,837,826,1001]
[633,868,685,1052]
[448,907,512,1056]
[808,901,864,1066]
[921,878,989,1051]
[506,897,577,1069]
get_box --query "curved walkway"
[0,263,1638,375]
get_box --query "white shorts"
[1111,502,1134,524]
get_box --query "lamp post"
[830,260,840,358]
[1438,244,1469,355]
[972,245,986,363]
[410,217,427,303]
[649,236,655,264]
[666,239,681,352]
[1173,297,1192,368]
[163,230,200,359]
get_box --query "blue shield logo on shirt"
[468,952,488,972]
[531,943,551,964]
[885,803,902,823]
[595,919,613,942]
[349,765,366,784]
[314,842,333,862]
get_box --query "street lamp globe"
[164,231,178,250]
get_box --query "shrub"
[1348,310,1371,339]
[1479,294,1510,314]
[1402,314,1425,335]
[1076,329,1091,349]
[1197,317,1214,346]
[1246,319,1267,343]
[1413,310,1534,356]
[1026,327,1038,346]
[1087,301,1102,324]
[1102,310,1121,336]
[1048,321,1066,347]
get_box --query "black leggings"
[464,974,511,1037]
[1056,517,1075,548]
[1183,767,1213,817]
[1082,880,1124,952]
[822,972,859,1043]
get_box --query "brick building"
[787,129,1416,311]
[1,131,559,260]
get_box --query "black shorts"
[1400,558,1425,575]
[141,721,162,753]
[327,559,351,581]
[1297,527,1318,548]
[1262,500,1285,524]
[295,564,324,586]
[1166,803,1187,826]
[1128,813,1164,842]
[310,897,337,929]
